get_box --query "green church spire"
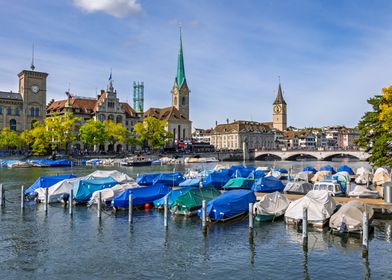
[176,27,186,88]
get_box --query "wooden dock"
[255,192,392,210]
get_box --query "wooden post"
[69,189,73,216]
[0,184,5,208]
[199,176,203,188]
[20,185,24,209]
[202,200,207,234]
[44,188,49,212]
[302,207,308,248]
[249,203,254,229]
[97,191,102,218]
[164,195,168,228]
[366,173,370,189]
[362,210,369,257]
[128,193,133,223]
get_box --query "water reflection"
[248,229,255,266]
[362,253,371,280]
[303,245,309,280]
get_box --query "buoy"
[144,203,150,209]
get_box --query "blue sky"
[1,0,392,129]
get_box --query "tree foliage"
[45,113,80,153]
[21,122,50,155]
[133,116,173,150]
[79,119,107,149]
[0,128,22,149]
[356,86,392,167]
[104,120,128,145]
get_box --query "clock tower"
[18,70,48,130]
[272,82,287,131]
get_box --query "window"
[35,108,39,117]
[183,128,186,139]
[9,119,16,131]
[116,115,122,124]
[30,107,34,116]
[15,108,20,116]
[108,114,114,121]
[0,106,2,114]
[7,107,11,115]
[99,114,105,122]
[182,96,186,106]
[108,102,115,108]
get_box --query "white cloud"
[72,0,142,18]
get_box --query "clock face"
[274,105,281,113]
[31,85,40,94]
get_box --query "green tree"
[21,122,50,155]
[133,116,173,150]
[0,128,22,150]
[356,86,392,167]
[104,120,128,147]
[79,119,107,150]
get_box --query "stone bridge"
[253,149,370,161]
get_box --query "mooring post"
[44,187,49,212]
[97,191,102,219]
[69,189,73,216]
[0,183,5,208]
[362,209,369,257]
[366,173,370,189]
[128,193,133,223]
[20,185,24,209]
[303,207,308,248]
[249,203,254,229]
[202,200,207,234]
[199,176,203,188]
[164,195,168,228]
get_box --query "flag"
[108,72,112,81]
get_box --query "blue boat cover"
[274,168,288,174]
[179,178,201,188]
[153,187,192,207]
[228,165,244,177]
[303,166,317,174]
[247,170,265,179]
[112,184,170,208]
[152,172,185,187]
[320,165,336,174]
[203,171,231,189]
[30,159,73,167]
[136,173,161,186]
[231,166,256,178]
[199,190,256,221]
[25,174,76,195]
[74,177,118,202]
[337,165,354,175]
[251,176,285,192]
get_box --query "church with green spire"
[144,28,192,145]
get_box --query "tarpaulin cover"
[223,178,255,190]
[112,184,170,208]
[275,168,288,174]
[284,181,313,194]
[254,192,290,216]
[355,167,371,185]
[171,186,221,213]
[30,159,73,167]
[303,166,317,174]
[89,182,141,205]
[25,174,76,195]
[152,172,186,187]
[337,165,354,175]
[179,178,201,188]
[199,189,256,221]
[74,177,118,202]
[203,171,231,189]
[88,170,133,183]
[136,173,161,186]
[36,177,84,203]
[320,165,336,174]
[247,170,265,179]
[252,176,285,192]
[153,187,192,207]
[231,167,256,178]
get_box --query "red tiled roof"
[144,106,188,121]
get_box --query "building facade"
[0,69,48,133]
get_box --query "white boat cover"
[36,177,87,203]
[334,172,350,184]
[329,200,374,232]
[214,164,229,171]
[256,166,270,172]
[355,167,371,185]
[294,171,313,182]
[284,190,336,222]
[254,192,290,217]
[310,171,331,183]
[284,181,313,194]
[267,170,282,179]
[348,185,379,198]
[372,167,391,186]
[88,182,141,205]
[87,170,133,183]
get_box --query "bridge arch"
[285,153,318,161]
[255,153,282,161]
[323,153,360,161]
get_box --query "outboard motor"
[60,193,70,204]
[25,192,38,202]
[338,222,347,234]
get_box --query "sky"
[1,0,392,129]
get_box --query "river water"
[0,160,392,279]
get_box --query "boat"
[293,171,314,182]
[29,159,73,167]
[152,172,186,187]
[88,182,141,206]
[24,174,76,198]
[313,180,345,197]
[348,185,379,199]
[284,190,337,229]
[153,187,193,208]
[355,167,372,185]
[310,170,332,183]
[373,167,391,197]
[337,165,355,176]
[284,181,313,195]
[35,177,82,203]
[179,178,201,188]
[136,173,161,186]
[303,166,317,174]
[87,170,133,183]
[331,171,351,193]
[120,156,152,167]
[223,178,254,190]
[86,159,101,166]
[231,166,256,178]
[170,186,221,216]
[254,192,290,222]
[202,171,231,189]
[112,184,170,209]
[198,189,256,222]
[247,170,265,179]
[320,165,336,174]
[251,176,285,193]
[73,177,118,203]
[329,200,374,234]
[8,161,33,168]
[185,157,219,163]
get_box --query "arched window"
[9,119,16,131]
[30,107,34,116]
[108,114,114,121]
[174,96,177,105]
[116,115,122,124]
[99,114,105,122]
[35,108,39,117]
[7,107,11,115]
[15,107,20,116]
[182,96,186,106]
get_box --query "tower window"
[174,96,177,105]
[108,102,115,108]
[35,108,39,117]
[9,119,16,131]
[30,107,34,116]
[182,96,185,106]
[15,108,20,116]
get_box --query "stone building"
[272,83,287,131]
[210,121,274,150]
[47,80,142,152]
[144,30,192,145]
[0,68,48,133]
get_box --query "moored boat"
[254,192,290,222]
[284,181,313,195]
[120,156,152,167]
[313,180,345,197]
